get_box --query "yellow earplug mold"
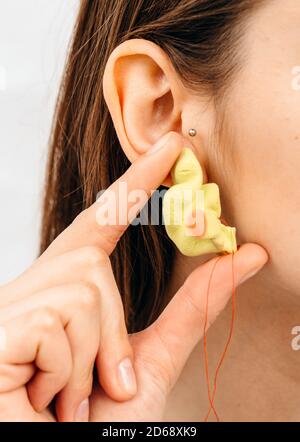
[162,148,237,257]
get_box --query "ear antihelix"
[162,148,237,256]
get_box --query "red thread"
[203,251,236,422]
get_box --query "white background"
[0,0,78,284]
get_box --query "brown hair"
[40,0,264,333]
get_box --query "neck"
[162,251,300,422]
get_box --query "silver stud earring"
[188,128,197,137]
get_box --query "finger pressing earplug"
[162,148,237,256]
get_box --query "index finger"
[42,132,183,259]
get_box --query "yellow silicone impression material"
[162,148,237,256]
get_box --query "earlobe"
[102,38,185,166]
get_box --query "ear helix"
[162,147,237,256]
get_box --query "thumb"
[145,243,268,392]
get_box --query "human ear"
[103,38,212,184]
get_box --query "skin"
[0,134,267,422]
[0,0,298,422]
[102,0,300,421]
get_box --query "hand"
[90,242,268,421]
[0,132,182,421]
[0,132,268,422]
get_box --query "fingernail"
[75,398,89,422]
[239,266,263,285]
[118,357,137,396]
[147,133,171,155]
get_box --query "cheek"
[226,78,300,291]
